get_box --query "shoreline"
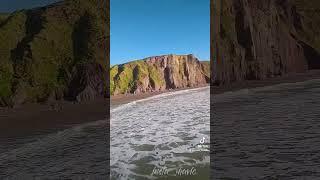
[1,70,320,140]
[212,70,320,95]
[111,70,320,106]
[110,84,209,107]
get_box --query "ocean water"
[0,119,109,179]
[2,78,318,179]
[213,79,320,179]
[0,87,210,179]
[110,87,210,180]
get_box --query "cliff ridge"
[110,54,210,95]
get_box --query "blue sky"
[1,0,210,65]
[0,0,59,12]
[111,0,210,65]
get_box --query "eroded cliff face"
[211,0,320,85]
[0,0,109,106]
[110,54,210,95]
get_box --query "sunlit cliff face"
[110,54,210,95]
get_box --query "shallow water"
[0,87,210,179]
[213,79,320,179]
[111,87,210,180]
[0,120,109,179]
[2,78,318,179]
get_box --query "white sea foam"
[110,86,210,179]
[111,86,209,114]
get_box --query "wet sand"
[212,70,320,95]
[110,84,209,107]
[211,71,320,179]
[0,99,109,139]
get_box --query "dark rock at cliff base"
[66,62,107,102]
[211,0,320,85]
[110,54,210,95]
[0,0,109,107]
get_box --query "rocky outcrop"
[211,0,320,85]
[0,0,109,107]
[110,54,210,95]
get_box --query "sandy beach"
[212,70,320,95]
[111,70,320,106]
[0,99,109,139]
[110,84,209,107]
[1,70,320,140]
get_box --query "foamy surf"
[111,86,209,114]
[110,86,210,179]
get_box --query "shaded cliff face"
[110,55,210,95]
[211,0,320,85]
[0,0,109,106]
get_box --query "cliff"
[0,0,109,107]
[211,0,320,85]
[110,54,210,95]
[0,13,8,24]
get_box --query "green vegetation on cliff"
[110,55,210,95]
[110,59,165,95]
[148,64,165,89]
[0,13,9,24]
[0,0,108,106]
[0,11,27,102]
